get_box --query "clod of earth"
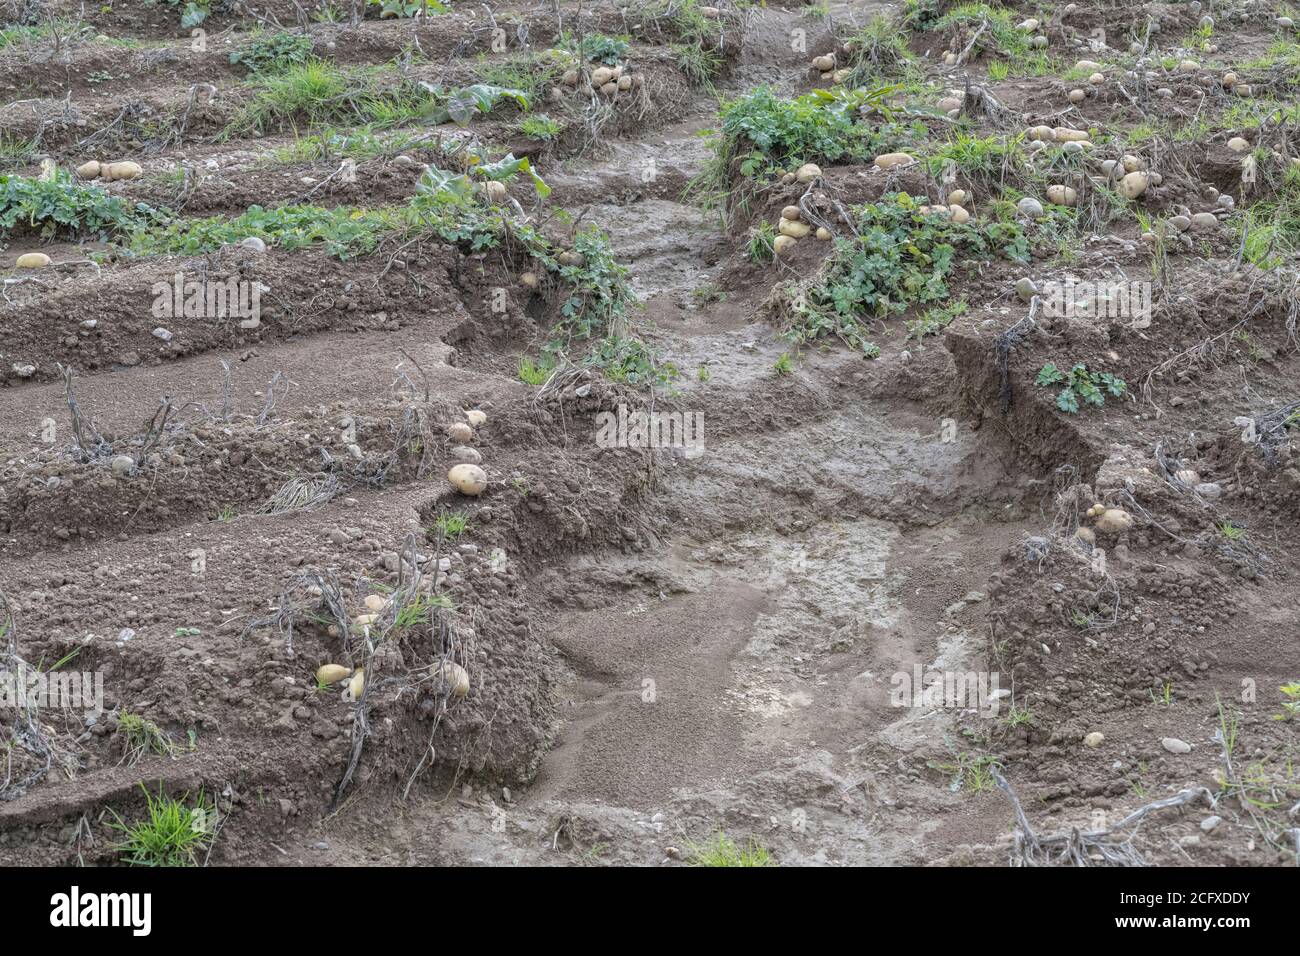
[465,410,487,428]
[1083,732,1104,748]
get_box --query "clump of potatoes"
[1088,503,1134,534]
[76,159,143,181]
[769,202,833,258]
[811,52,835,74]
[446,407,490,495]
[561,61,642,97]
[1025,126,1091,145]
[918,189,973,223]
[937,188,973,223]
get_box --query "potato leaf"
[477,154,552,199]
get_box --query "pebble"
[1084,731,1104,748]
[110,455,135,476]
[1200,815,1222,832]
[152,327,173,342]
[1161,737,1192,754]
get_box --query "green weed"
[108,783,215,867]
[686,832,774,867]
[1035,362,1126,414]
